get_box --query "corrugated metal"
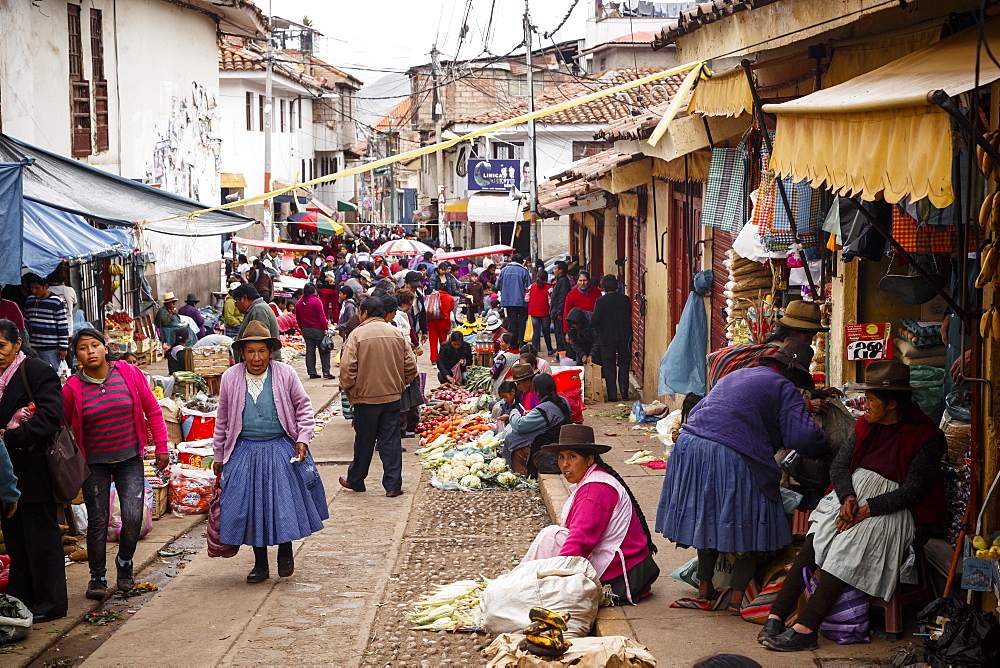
[711,228,734,350]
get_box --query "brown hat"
[857,360,913,392]
[233,320,281,351]
[540,424,612,455]
[770,338,814,373]
[511,362,537,383]
[777,300,827,332]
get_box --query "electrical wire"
[541,0,582,40]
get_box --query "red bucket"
[552,368,582,393]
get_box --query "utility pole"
[524,0,540,261]
[263,1,274,241]
[431,45,447,248]
[389,134,396,227]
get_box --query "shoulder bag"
[20,365,90,503]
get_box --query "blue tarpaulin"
[658,270,714,397]
[22,199,133,278]
[0,162,25,286]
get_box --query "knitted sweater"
[25,294,69,351]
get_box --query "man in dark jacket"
[591,275,633,402]
[548,261,571,357]
[566,307,599,367]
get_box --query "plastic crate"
[962,532,1000,591]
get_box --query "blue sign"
[467,159,522,192]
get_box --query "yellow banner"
[151,60,705,224]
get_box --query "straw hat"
[857,360,913,392]
[233,320,281,351]
[540,424,612,455]
[484,313,503,331]
[510,363,537,383]
[776,300,828,332]
[161,292,178,303]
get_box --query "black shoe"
[763,628,818,652]
[246,566,269,584]
[758,618,785,644]
[277,555,294,578]
[116,558,134,593]
[386,490,403,497]
[339,476,364,492]
[85,578,108,601]
[323,374,335,380]
[32,611,67,624]
[308,373,321,379]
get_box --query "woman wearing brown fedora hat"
[761,360,946,652]
[498,373,572,478]
[521,424,659,606]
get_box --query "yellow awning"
[444,199,469,213]
[763,19,1000,208]
[687,67,753,117]
[824,23,941,88]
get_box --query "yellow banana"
[982,307,994,338]
[528,607,568,631]
[994,308,1000,340]
[976,243,998,289]
[981,192,995,227]
[524,632,570,652]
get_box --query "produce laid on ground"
[406,579,487,631]
[623,450,658,466]
[463,366,492,391]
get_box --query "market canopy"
[231,237,322,252]
[435,244,514,262]
[0,134,253,236]
[762,19,1000,208]
[22,199,134,277]
[467,192,523,224]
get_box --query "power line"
[541,0,582,40]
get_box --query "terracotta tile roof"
[653,0,781,48]
[537,176,598,214]
[374,98,412,131]
[282,49,364,88]
[537,149,644,216]
[553,149,645,182]
[595,98,683,141]
[451,68,685,126]
[219,37,265,72]
[218,37,362,91]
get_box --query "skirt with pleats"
[655,432,790,554]
[219,435,329,547]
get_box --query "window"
[280,99,286,132]
[492,142,523,160]
[507,72,544,97]
[245,92,253,131]
[572,141,611,161]
[90,9,108,152]
[298,99,303,129]
[67,4,91,157]
[258,95,264,132]
[289,99,295,132]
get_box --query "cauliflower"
[467,453,486,464]
[496,471,517,487]
[438,463,453,476]
[450,454,468,467]
[470,462,488,473]
[488,458,507,472]
[450,464,470,480]
[460,475,483,489]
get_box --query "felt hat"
[776,300,828,332]
[484,313,503,331]
[161,292,178,303]
[540,424,612,454]
[232,320,281,351]
[769,338,814,373]
[359,270,372,281]
[857,360,914,392]
[510,363,537,383]
[185,293,200,304]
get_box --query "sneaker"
[116,558,134,593]
[763,628,818,652]
[86,577,108,600]
[757,618,785,644]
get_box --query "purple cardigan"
[212,361,315,465]
[63,361,169,457]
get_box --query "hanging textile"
[890,206,955,254]
[700,131,749,233]
[0,162,25,286]
[658,270,714,396]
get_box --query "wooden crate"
[184,346,231,375]
[151,485,169,520]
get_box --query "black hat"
[404,271,423,286]
[185,293,200,304]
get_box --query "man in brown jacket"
[338,296,418,496]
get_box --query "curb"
[535,473,639,640]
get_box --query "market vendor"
[211,321,328,584]
[222,282,245,339]
[155,292,182,346]
[511,361,539,412]
[178,293,209,338]
[498,372,572,477]
[522,424,659,605]
[566,307,599,365]
[436,330,472,385]
[760,360,945,653]
[489,332,519,396]
[167,327,191,374]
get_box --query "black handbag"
[780,450,832,494]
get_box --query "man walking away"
[549,261,571,357]
[498,254,531,346]
[23,274,69,369]
[297,284,333,380]
[338,297,417,497]
[591,275,633,402]
[232,284,281,362]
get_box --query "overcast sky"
[269,0,589,80]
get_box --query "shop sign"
[845,323,892,362]
[467,159,521,192]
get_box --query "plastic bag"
[177,440,214,468]
[107,480,154,542]
[206,483,239,558]
[57,360,71,383]
[0,594,33,643]
[181,414,216,441]
[804,568,870,645]
[918,596,1000,667]
[319,334,334,353]
[169,463,216,516]
[479,556,602,639]
[563,388,585,424]
[0,556,9,594]
[910,365,946,424]
[946,389,972,422]
[669,553,735,591]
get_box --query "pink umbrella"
[374,239,435,256]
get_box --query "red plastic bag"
[206,483,239,558]
[184,415,216,441]
[0,555,10,593]
[564,388,585,423]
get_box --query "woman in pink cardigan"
[63,328,169,601]
[211,321,328,584]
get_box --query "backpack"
[425,290,444,320]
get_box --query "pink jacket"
[212,361,315,465]
[63,361,169,457]
[560,478,649,581]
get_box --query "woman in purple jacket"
[655,338,829,612]
[211,321,328,584]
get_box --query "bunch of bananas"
[517,607,571,658]
[109,264,125,275]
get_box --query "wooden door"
[668,183,703,331]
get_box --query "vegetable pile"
[463,366,492,391]
[406,579,487,631]
[417,416,535,491]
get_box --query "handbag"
[206,482,239,558]
[780,449,832,494]
[20,365,89,504]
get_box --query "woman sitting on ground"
[760,360,945,652]
[655,338,829,613]
[489,332,519,396]
[523,424,659,605]
[498,372,572,477]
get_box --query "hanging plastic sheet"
[22,199,133,277]
[658,270,714,396]
[0,162,25,285]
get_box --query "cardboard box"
[151,485,169,520]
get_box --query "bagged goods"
[169,464,216,516]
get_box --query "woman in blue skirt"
[212,321,329,583]
[655,338,829,612]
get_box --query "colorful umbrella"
[286,212,345,235]
[374,239,435,256]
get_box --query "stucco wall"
[642,185,673,401]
